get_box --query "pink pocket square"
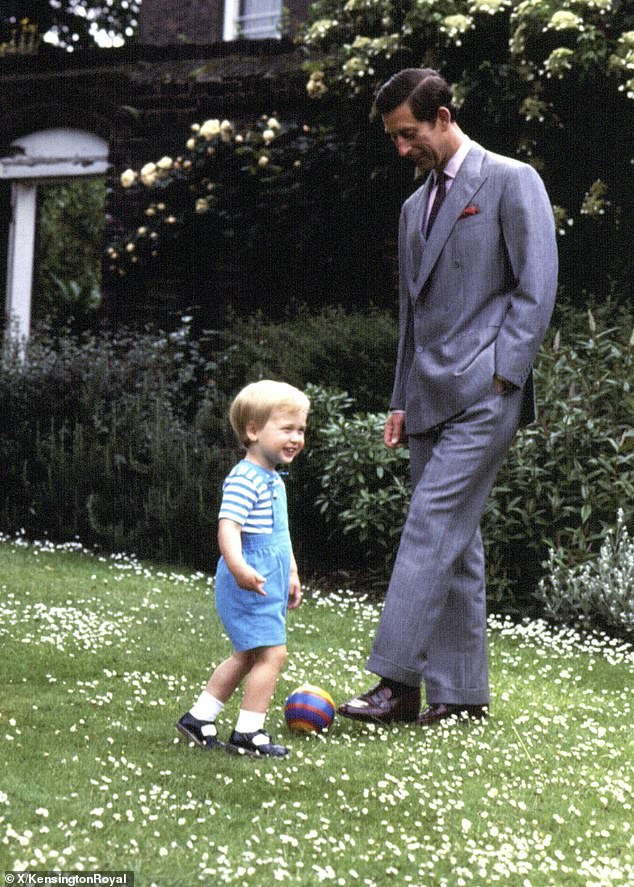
[458,205,480,219]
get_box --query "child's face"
[246,408,307,471]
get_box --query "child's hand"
[219,520,266,595]
[288,570,302,610]
[233,565,267,596]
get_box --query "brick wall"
[138,0,311,45]
[0,42,317,327]
[139,0,223,45]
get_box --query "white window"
[224,0,283,40]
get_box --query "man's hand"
[384,411,407,448]
[494,374,517,394]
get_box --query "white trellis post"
[5,180,37,342]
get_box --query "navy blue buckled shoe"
[227,729,288,758]
[176,712,224,749]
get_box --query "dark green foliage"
[0,324,233,568]
[295,302,634,613]
[2,303,632,621]
[35,179,105,328]
[200,305,399,413]
[304,384,409,575]
[483,301,634,610]
[0,307,398,571]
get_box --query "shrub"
[304,384,409,574]
[0,322,233,568]
[302,302,634,611]
[535,510,634,639]
[482,301,634,610]
[203,306,398,413]
[3,302,632,615]
[0,307,398,572]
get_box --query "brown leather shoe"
[416,703,488,726]
[338,682,421,724]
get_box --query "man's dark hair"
[372,68,458,122]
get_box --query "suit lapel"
[412,144,488,298]
[406,178,431,292]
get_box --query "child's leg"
[240,645,287,714]
[187,651,254,723]
[228,645,290,756]
[206,650,255,703]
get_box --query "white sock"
[235,709,266,734]
[190,691,224,722]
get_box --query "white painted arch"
[0,128,109,343]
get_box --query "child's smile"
[245,408,307,471]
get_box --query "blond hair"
[229,380,310,448]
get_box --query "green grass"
[0,536,632,886]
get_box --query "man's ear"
[437,106,452,128]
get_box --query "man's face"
[383,101,448,173]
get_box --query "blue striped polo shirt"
[218,460,281,534]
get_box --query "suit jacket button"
[416,345,423,353]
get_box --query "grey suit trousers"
[367,382,525,704]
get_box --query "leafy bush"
[3,302,632,615]
[0,307,398,571]
[0,323,234,568]
[482,301,634,609]
[201,306,398,413]
[535,510,634,639]
[302,302,634,611]
[304,384,409,574]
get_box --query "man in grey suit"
[338,68,558,727]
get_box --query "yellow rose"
[140,162,157,186]
[200,119,221,139]
[120,169,137,188]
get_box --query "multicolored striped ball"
[284,684,335,734]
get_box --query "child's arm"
[288,551,302,610]
[218,518,266,595]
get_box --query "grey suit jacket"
[391,142,558,433]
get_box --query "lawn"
[0,535,632,886]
